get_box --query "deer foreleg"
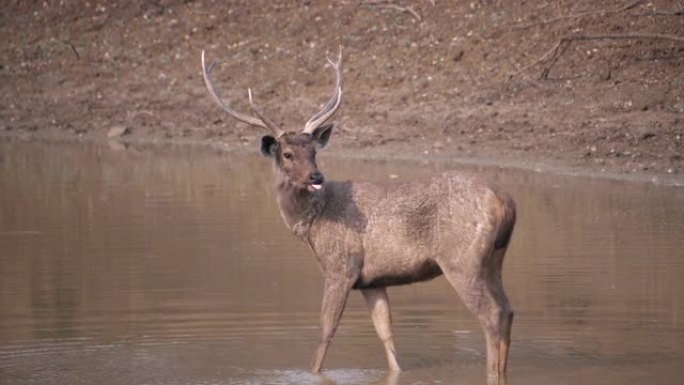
[361,287,401,371]
[310,278,355,373]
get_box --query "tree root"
[511,33,684,79]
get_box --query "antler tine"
[303,47,343,134]
[248,89,284,137]
[309,49,343,121]
[201,50,283,137]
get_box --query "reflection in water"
[0,139,683,385]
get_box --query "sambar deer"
[201,49,516,379]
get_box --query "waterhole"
[1,140,682,385]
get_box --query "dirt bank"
[1,1,682,183]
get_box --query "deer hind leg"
[438,246,514,377]
[361,287,401,371]
[492,248,514,375]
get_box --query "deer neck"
[275,178,325,239]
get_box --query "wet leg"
[438,249,513,378]
[311,278,354,373]
[488,248,514,375]
[361,287,401,371]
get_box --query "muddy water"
[1,140,682,385]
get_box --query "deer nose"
[310,171,325,185]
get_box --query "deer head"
[201,49,342,193]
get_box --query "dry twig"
[363,1,422,21]
[60,39,80,60]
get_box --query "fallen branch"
[510,33,684,79]
[632,10,684,17]
[512,0,647,30]
[552,33,684,44]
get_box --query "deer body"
[302,175,511,288]
[202,49,515,380]
[282,166,515,375]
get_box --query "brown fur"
[267,131,516,380]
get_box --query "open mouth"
[307,184,323,192]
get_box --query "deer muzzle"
[308,171,325,191]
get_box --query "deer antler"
[303,47,343,134]
[201,50,284,137]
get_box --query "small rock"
[108,141,127,152]
[640,131,656,140]
[107,125,129,138]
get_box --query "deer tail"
[494,192,516,250]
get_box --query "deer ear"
[261,135,278,157]
[312,123,334,149]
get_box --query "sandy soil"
[1,1,682,183]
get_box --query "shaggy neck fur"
[275,171,325,239]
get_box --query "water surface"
[1,140,682,384]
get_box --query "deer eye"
[283,152,293,160]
